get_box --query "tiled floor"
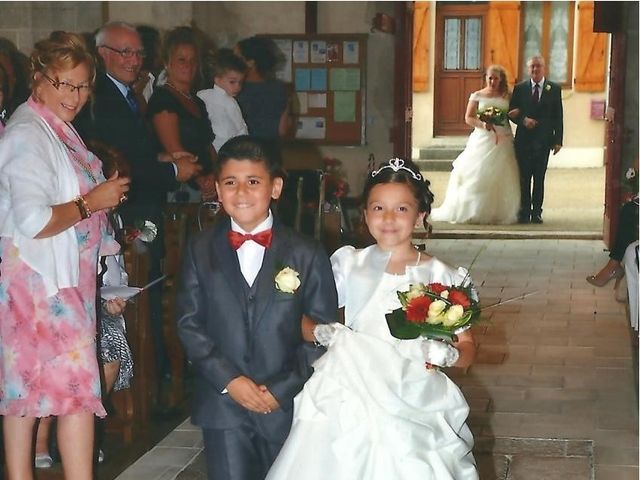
[116,239,639,480]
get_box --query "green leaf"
[385,309,423,339]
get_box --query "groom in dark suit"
[176,136,338,480]
[509,55,564,224]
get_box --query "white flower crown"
[370,158,423,181]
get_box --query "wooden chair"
[105,239,153,443]
[162,206,190,408]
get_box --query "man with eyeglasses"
[75,21,201,415]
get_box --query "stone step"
[418,146,465,160]
[413,158,453,172]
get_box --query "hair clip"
[370,158,422,181]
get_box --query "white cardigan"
[0,102,81,297]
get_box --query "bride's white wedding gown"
[266,246,478,480]
[430,93,520,224]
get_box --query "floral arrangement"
[275,267,301,294]
[323,157,349,205]
[476,106,507,127]
[125,220,158,243]
[386,282,480,342]
[545,84,551,92]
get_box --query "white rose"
[405,283,425,302]
[275,267,301,294]
[443,305,464,327]
[440,290,449,299]
[427,300,447,323]
[138,220,158,242]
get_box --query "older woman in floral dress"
[0,31,129,478]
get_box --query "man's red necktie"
[227,229,273,249]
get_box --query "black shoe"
[517,215,530,224]
[531,215,543,224]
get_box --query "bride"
[431,64,520,224]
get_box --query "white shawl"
[0,102,80,297]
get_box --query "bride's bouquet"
[386,282,480,342]
[476,106,507,127]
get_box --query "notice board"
[262,34,367,145]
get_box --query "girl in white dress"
[431,64,520,224]
[267,158,478,480]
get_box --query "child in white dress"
[267,158,479,480]
[197,48,248,152]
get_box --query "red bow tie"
[227,229,273,250]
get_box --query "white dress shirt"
[231,211,274,286]
[530,77,545,96]
[197,85,248,152]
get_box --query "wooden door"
[602,31,626,247]
[393,1,414,159]
[434,3,488,136]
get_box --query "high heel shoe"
[586,265,625,287]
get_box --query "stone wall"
[0,1,103,52]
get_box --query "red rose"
[428,283,448,295]
[406,296,432,323]
[449,289,471,308]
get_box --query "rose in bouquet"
[386,282,480,342]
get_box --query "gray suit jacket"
[176,216,337,442]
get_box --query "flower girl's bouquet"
[386,282,480,342]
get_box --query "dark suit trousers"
[202,421,283,480]
[516,142,550,217]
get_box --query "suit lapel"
[211,219,248,311]
[250,223,289,331]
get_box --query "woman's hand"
[508,108,520,119]
[483,121,495,132]
[105,297,127,316]
[84,171,130,212]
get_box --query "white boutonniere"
[544,84,551,92]
[275,267,301,294]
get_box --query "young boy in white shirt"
[197,49,249,152]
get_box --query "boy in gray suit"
[176,135,337,480]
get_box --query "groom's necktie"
[532,83,540,104]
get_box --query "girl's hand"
[105,298,127,315]
[85,171,130,212]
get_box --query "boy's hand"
[258,385,280,412]
[226,376,274,413]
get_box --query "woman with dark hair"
[235,36,291,141]
[0,36,30,119]
[267,158,478,480]
[431,64,521,224]
[147,26,216,202]
[0,31,129,478]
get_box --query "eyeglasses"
[101,45,146,59]
[42,72,91,94]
